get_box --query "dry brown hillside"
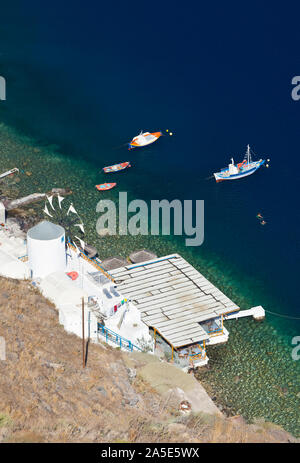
[0,276,297,443]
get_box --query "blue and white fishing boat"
[214,145,265,182]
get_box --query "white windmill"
[43,193,86,269]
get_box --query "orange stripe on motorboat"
[151,131,162,138]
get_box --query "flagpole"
[82,296,85,368]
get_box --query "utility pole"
[82,296,85,368]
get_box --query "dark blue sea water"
[0,1,299,433]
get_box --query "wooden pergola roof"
[111,254,239,348]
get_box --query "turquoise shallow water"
[0,123,299,435]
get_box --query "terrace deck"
[111,254,239,349]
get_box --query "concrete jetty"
[224,306,265,321]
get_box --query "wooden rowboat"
[103,162,131,173]
[95,183,116,191]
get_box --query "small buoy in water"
[166,129,169,132]
[170,132,173,136]
[267,159,270,162]
[266,164,269,168]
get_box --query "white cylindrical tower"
[27,220,66,278]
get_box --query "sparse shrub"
[136,335,154,353]
[177,411,216,430]
[0,413,12,428]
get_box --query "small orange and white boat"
[129,131,162,150]
[95,183,116,191]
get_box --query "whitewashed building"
[27,221,66,279]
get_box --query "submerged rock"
[50,188,72,195]
[5,193,46,210]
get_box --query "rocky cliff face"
[0,276,297,443]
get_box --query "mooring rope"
[264,309,300,320]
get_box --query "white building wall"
[104,302,154,351]
[0,202,5,224]
[27,230,66,278]
[59,304,98,341]
[0,249,30,279]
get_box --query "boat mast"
[246,144,252,164]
